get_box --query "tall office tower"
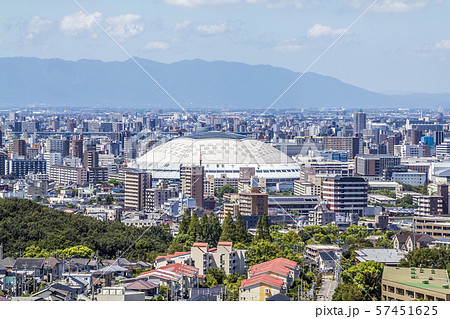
[434,131,444,146]
[71,135,83,159]
[83,150,99,169]
[322,176,368,224]
[124,171,152,211]
[13,139,27,156]
[353,110,366,135]
[181,165,204,208]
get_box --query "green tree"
[234,211,249,245]
[247,240,301,266]
[187,211,202,241]
[105,193,114,205]
[219,212,236,242]
[61,245,95,258]
[332,283,364,301]
[225,274,243,301]
[205,267,226,287]
[375,236,394,249]
[208,212,222,247]
[254,212,271,242]
[178,211,191,235]
[107,178,121,186]
[200,212,210,243]
[341,261,383,301]
[23,245,51,258]
[215,184,237,199]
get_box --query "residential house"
[125,280,158,299]
[240,258,299,301]
[239,274,285,301]
[392,233,434,252]
[137,263,199,299]
[318,252,337,272]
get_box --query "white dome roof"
[131,132,300,181]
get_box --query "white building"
[392,171,427,186]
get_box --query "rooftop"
[383,267,450,293]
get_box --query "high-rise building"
[125,171,152,211]
[83,151,99,169]
[353,110,366,135]
[434,131,444,146]
[322,176,368,223]
[72,136,83,159]
[13,139,27,156]
[181,165,204,208]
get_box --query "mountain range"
[0,56,449,109]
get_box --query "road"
[317,275,338,301]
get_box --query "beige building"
[124,171,151,211]
[181,165,204,208]
[205,174,239,196]
[240,258,299,301]
[413,215,450,239]
[239,187,268,216]
[294,180,321,196]
[155,242,247,277]
[382,267,450,301]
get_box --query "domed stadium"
[131,132,300,185]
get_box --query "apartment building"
[144,184,176,212]
[416,184,448,216]
[322,176,368,222]
[294,180,321,196]
[124,171,152,211]
[205,174,239,196]
[155,242,247,277]
[382,267,450,301]
[239,187,268,216]
[181,165,204,208]
[413,215,450,239]
[49,165,87,185]
[322,136,360,158]
[7,159,46,177]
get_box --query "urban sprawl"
[0,107,450,302]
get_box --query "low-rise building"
[355,249,407,266]
[382,267,450,301]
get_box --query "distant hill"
[0,56,448,108]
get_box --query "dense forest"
[0,198,172,262]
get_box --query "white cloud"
[60,11,102,37]
[434,39,450,50]
[272,40,303,52]
[174,20,192,32]
[266,0,319,9]
[145,41,170,50]
[105,14,144,40]
[349,0,438,12]
[26,16,53,40]
[307,24,347,38]
[165,0,238,6]
[196,22,227,35]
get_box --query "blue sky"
[1,0,449,94]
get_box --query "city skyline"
[1,0,450,95]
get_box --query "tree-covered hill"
[0,198,172,262]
